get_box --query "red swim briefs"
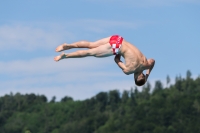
[109,35,123,55]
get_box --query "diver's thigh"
[88,43,113,57]
[90,37,111,48]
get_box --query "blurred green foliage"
[0,70,200,133]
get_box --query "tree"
[95,92,108,104]
[186,70,192,79]
[95,92,108,111]
[142,81,151,100]
[108,90,120,111]
[1,70,200,133]
[122,90,129,103]
[108,90,120,104]
[61,96,73,102]
[166,75,171,88]
[153,80,163,94]
[142,81,151,93]
[50,96,56,103]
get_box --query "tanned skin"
[54,36,155,86]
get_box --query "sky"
[0,0,200,101]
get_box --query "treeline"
[0,70,200,133]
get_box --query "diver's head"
[134,72,146,86]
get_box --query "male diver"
[54,35,155,86]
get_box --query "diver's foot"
[54,53,66,62]
[55,43,71,52]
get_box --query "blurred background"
[0,0,199,101]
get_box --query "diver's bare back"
[120,39,147,74]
